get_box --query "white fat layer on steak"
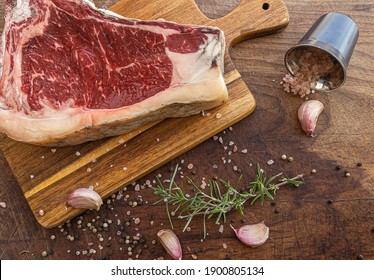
[0,66,226,144]
[11,0,32,23]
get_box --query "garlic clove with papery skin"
[157,229,182,260]
[67,187,103,211]
[230,222,269,248]
[298,100,324,137]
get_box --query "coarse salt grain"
[75,151,81,156]
[187,163,194,170]
[241,149,248,154]
[213,136,219,141]
[118,138,125,144]
[223,243,228,249]
[218,137,224,144]
[39,209,44,216]
[123,167,128,171]
[0,202,6,208]
[30,175,34,179]
[134,218,140,225]
[87,168,92,172]
[267,159,275,165]
[216,113,222,119]
[191,254,198,260]
[51,149,56,153]
[283,48,335,98]
[219,224,224,233]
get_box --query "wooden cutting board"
[0,0,289,228]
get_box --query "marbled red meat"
[0,0,227,146]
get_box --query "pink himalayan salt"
[283,49,334,98]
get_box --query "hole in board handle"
[262,3,270,10]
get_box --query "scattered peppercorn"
[357,162,362,167]
[327,199,333,204]
[357,255,364,260]
[240,218,246,224]
[371,228,374,233]
[336,165,341,170]
[274,208,281,214]
[271,201,277,206]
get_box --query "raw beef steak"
[0,0,227,146]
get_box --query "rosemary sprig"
[150,164,304,238]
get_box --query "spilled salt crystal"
[219,224,224,233]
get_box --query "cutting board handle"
[206,0,289,47]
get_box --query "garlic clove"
[298,100,324,137]
[157,229,182,260]
[230,222,269,248]
[67,187,103,211]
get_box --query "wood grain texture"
[0,0,289,228]
[0,0,373,260]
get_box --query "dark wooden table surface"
[0,0,373,260]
